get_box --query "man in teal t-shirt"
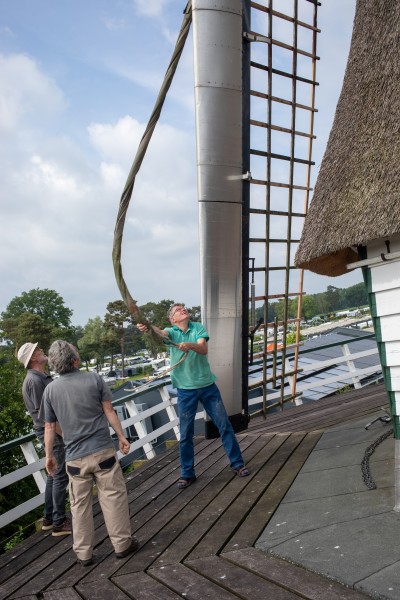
[137,304,249,489]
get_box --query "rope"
[361,427,393,490]
[112,2,192,346]
[126,353,187,393]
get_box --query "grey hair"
[48,340,79,374]
[167,303,185,322]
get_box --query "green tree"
[326,285,341,313]
[0,349,31,446]
[271,300,285,322]
[124,324,145,356]
[300,295,317,321]
[138,300,175,357]
[0,313,54,351]
[78,317,118,369]
[0,288,74,348]
[341,282,368,309]
[104,301,133,374]
[189,305,201,321]
[68,325,85,347]
[286,331,306,345]
[2,288,72,328]
[0,348,42,552]
[139,299,175,328]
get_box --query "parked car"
[101,370,117,386]
[152,366,171,377]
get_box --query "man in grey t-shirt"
[18,342,70,536]
[41,340,139,566]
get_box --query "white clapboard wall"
[364,235,400,436]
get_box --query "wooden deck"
[0,384,388,600]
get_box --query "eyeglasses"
[170,306,187,319]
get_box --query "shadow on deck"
[0,383,392,600]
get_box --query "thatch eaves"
[295,0,400,276]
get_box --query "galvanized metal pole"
[192,0,247,434]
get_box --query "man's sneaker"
[52,518,72,537]
[115,537,140,558]
[41,517,53,531]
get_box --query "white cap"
[17,342,38,368]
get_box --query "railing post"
[124,400,156,459]
[285,358,303,406]
[159,386,180,440]
[342,343,362,389]
[20,441,47,493]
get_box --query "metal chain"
[361,428,393,490]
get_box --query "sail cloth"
[295,0,400,276]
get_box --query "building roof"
[249,327,382,405]
[295,0,400,276]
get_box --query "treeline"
[255,282,368,324]
[0,291,201,368]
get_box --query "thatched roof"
[295,0,400,276]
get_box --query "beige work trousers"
[67,448,131,561]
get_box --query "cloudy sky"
[0,0,359,326]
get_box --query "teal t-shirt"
[165,321,217,390]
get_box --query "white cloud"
[0,26,13,37]
[0,53,66,132]
[0,2,362,327]
[0,53,198,325]
[134,0,170,18]
[88,116,145,165]
[102,17,127,31]
[29,155,80,194]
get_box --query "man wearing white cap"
[18,342,71,537]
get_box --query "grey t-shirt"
[22,369,54,438]
[41,370,114,461]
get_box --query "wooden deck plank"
[184,555,300,599]
[0,385,386,600]
[46,438,228,590]
[46,441,231,590]
[223,548,372,600]
[0,531,54,573]
[43,589,84,600]
[223,431,322,552]
[113,571,183,600]
[150,433,288,568]
[248,385,388,433]
[75,579,131,600]
[250,397,387,433]
[20,442,189,593]
[255,395,385,430]
[124,438,214,501]
[0,535,62,587]
[0,536,73,600]
[136,434,276,569]
[148,562,241,599]
[185,432,307,561]
[111,435,264,576]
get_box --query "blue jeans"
[177,383,244,479]
[39,434,69,526]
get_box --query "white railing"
[0,381,206,529]
[248,334,382,408]
[0,335,383,530]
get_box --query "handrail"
[0,380,171,453]
[0,333,382,530]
